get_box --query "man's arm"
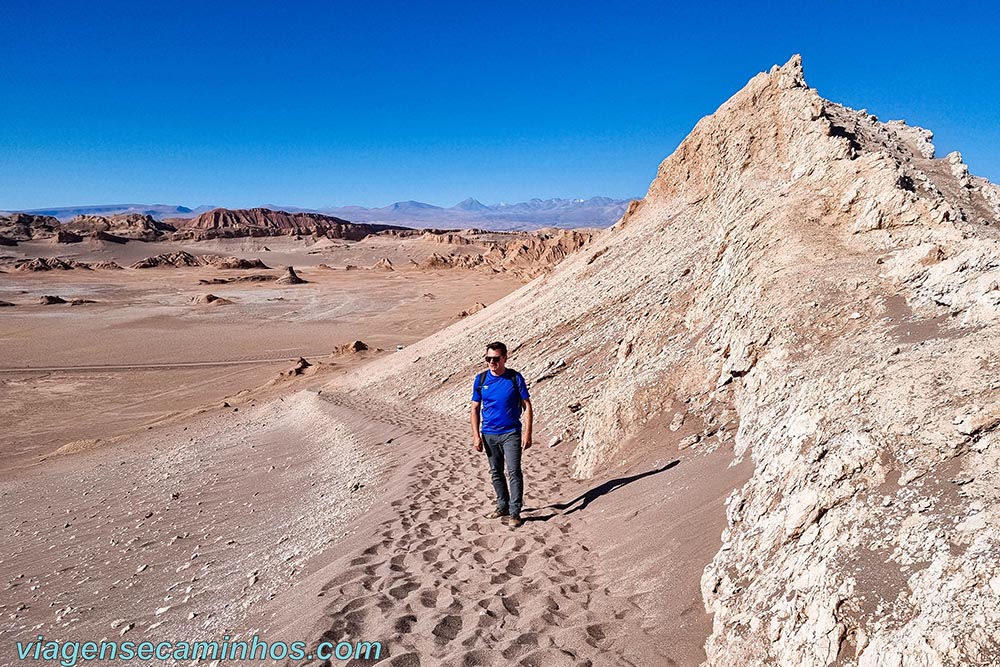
[521,398,533,450]
[470,401,483,451]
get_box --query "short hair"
[486,341,507,357]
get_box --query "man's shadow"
[524,459,680,521]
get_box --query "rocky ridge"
[0,213,176,242]
[13,257,93,271]
[63,213,176,241]
[2,207,601,282]
[168,208,408,241]
[417,229,596,279]
[322,56,1000,666]
[0,213,60,240]
[127,252,270,270]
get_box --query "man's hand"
[521,399,533,451]
[470,400,482,452]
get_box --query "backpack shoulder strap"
[505,369,527,411]
[476,370,488,394]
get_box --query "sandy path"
[274,392,675,666]
[0,377,743,667]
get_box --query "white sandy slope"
[0,391,385,665]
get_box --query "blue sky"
[1,0,998,210]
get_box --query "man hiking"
[470,341,533,529]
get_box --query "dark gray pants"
[482,431,523,517]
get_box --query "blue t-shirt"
[472,369,530,435]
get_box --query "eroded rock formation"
[417,229,597,280]
[274,266,307,284]
[169,208,408,241]
[14,257,91,271]
[128,252,269,269]
[63,213,176,241]
[0,213,60,240]
[129,251,203,268]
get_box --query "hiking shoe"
[510,515,524,528]
[485,509,509,520]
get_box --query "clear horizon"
[2,0,999,210]
[7,195,636,214]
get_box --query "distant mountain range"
[5,204,214,220]
[313,197,634,229]
[3,197,635,230]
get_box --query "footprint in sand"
[378,651,422,666]
[393,613,418,633]
[441,648,501,667]
[517,647,580,667]
[431,614,463,642]
[389,580,420,600]
[417,586,439,609]
[299,396,654,666]
[499,632,540,661]
[388,553,409,571]
[505,554,527,576]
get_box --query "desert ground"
[1,228,739,666]
[0,234,520,467]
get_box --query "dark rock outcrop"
[14,257,91,271]
[198,256,269,270]
[56,230,84,243]
[63,213,175,241]
[190,293,233,305]
[336,340,369,354]
[0,213,60,240]
[274,266,307,284]
[93,230,129,244]
[129,251,202,268]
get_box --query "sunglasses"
[484,356,503,363]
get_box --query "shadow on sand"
[542,460,680,517]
